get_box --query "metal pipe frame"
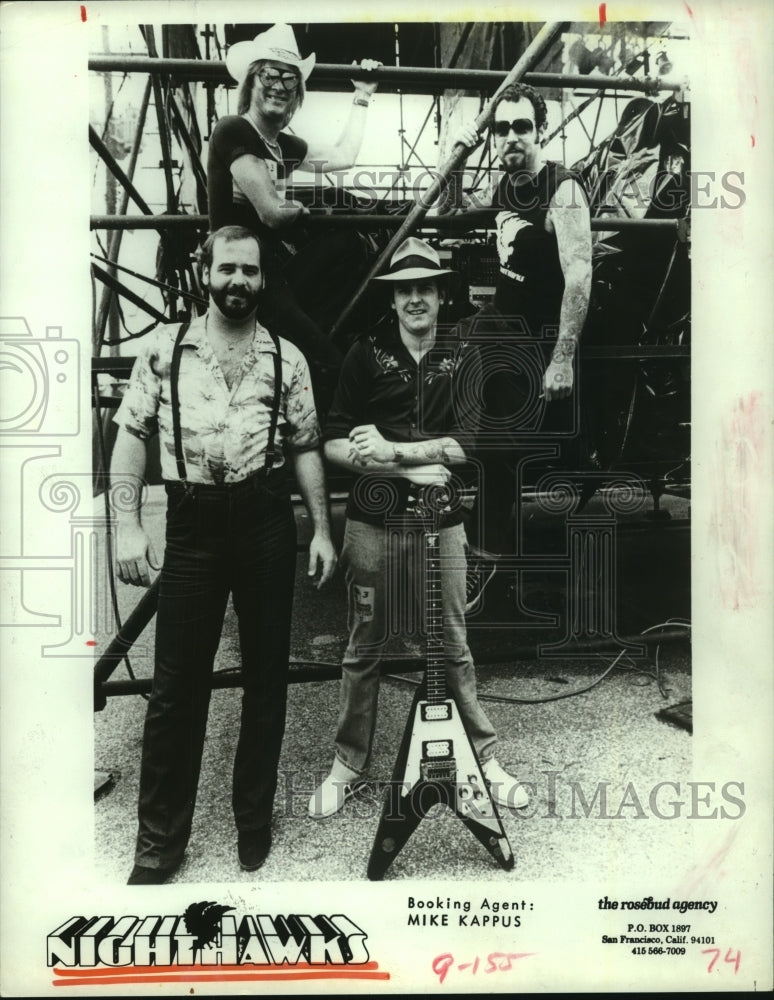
[97,627,690,701]
[89,55,680,95]
[92,343,689,389]
[89,33,686,344]
[92,264,171,323]
[89,125,154,217]
[92,341,689,382]
[95,76,153,355]
[90,211,682,234]
[91,252,208,308]
[142,27,177,215]
[93,579,160,711]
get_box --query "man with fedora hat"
[307,236,529,820]
[208,23,382,412]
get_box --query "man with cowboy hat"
[307,236,529,820]
[208,23,382,412]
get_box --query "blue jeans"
[134,473,296,869]
[334,518,497,775]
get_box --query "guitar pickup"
[421,702,452,722]
[420,739,457,782]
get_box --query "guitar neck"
[424,519,447,705]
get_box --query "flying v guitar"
[367,483,515,880]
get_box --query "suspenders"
[170,321,191,482]
[170,320,283,484]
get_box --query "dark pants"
[134,472,296,870]
[460,306,573,556]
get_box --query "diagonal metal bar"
[95,76,153,356]
[92,264,171,323]
[329,21,570,340]
[91,253,207,307]
[142,25,177,214]
[89,125,153,216]
[384,24,476,197]
[544,89,603,145]
[566,93,596,149]
[93,579,159,710]
[167,91,208,195]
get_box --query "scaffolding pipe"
[92,264,171,323]
[89,125,154,217]
[90,211,682,233]
[92,341,688,382]
[93,578,160,710]
[95,76,153,355]
[142,26,177,214]
[96,626,690,702]
[89,55,679,95]
[328,22,573,339]
[91,252,207,307]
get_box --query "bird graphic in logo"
[184,900,235,957]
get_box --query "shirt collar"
[180,312,278,352]
[373,319,457,354]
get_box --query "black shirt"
[207,115,308,261]
[493,160,585,346]
[324,321,481,526]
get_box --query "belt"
[164,467,285,498]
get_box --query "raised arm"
[299,59,381,174]
[545,177,592,400]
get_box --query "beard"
[209,283,261,320]
[502,147,526,172]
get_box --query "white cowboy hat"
[372,237,456,282]
[225,23,316,84]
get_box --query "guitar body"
[366,485,516,881]
[367,681,514,880]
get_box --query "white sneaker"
[482,758,529,810]
[308,763,363,820]
[465,557,498,614]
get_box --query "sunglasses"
[257,68,300,92]
[493,118,535,137]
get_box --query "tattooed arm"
[545,178,592,401]
[345,424,467,467]
[324,433,458,486]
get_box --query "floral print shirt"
[114,315,320,484]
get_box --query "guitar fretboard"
[425,526,447,705]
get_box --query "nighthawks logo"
[47,904,389,987]
[184,901,235,957]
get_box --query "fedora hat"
[372,237,455,282]
[226,24,316,85]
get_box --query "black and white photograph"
[1,1,772,995]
